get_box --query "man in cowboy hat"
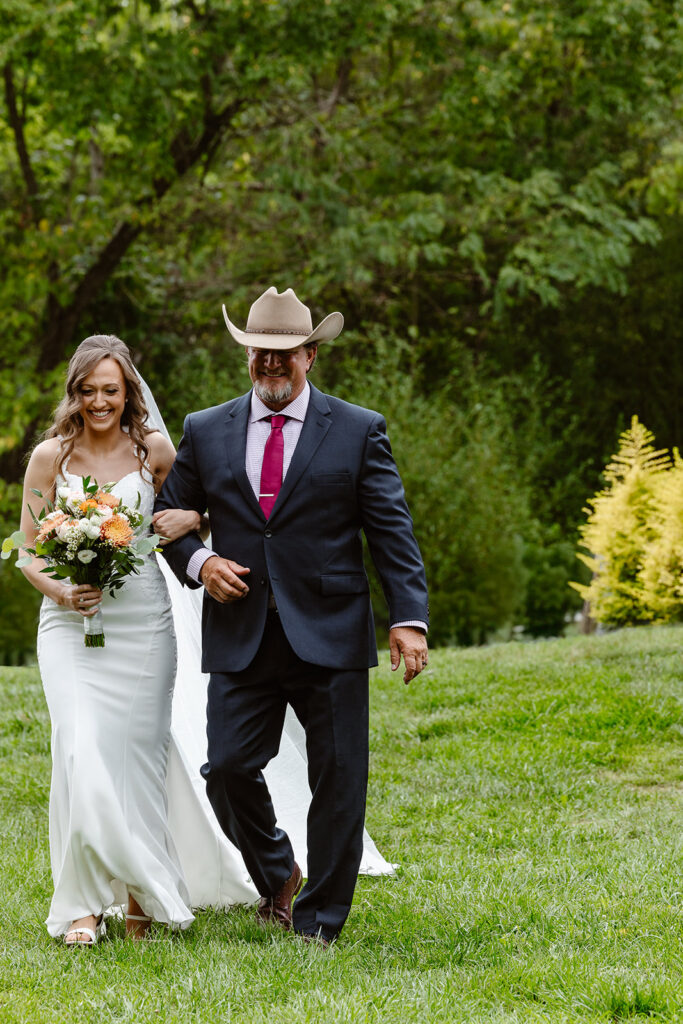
[156,286,428,945]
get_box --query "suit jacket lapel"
[269,385,331,519]
[223,392,264,519]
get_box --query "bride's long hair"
[46,335,151,476]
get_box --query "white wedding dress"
[39,460,393,936]
[38,465,194,937]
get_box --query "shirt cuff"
[187,548,217,584]
[390,620,428,633]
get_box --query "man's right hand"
[200,556,250,603]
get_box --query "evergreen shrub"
[523,525,582,638]
[572,417,683,626]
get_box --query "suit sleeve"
[154,414,208,589]
[359,414,429,626]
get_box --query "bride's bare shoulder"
[23,438,61,495]
[145,430,175,475]
[27,437,61,471]
[146,430,175,457]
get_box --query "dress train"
[160,555,394,904]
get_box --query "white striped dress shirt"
[245,383,310,498]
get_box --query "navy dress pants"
[201,610,369,941]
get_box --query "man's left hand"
[389,627,428,684]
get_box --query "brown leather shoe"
[298,932,331,949]
[256,862,303,930]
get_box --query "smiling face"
[247,344,317,410]
[78,357,127,432]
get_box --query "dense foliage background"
[1,0,682,660]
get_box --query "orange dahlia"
[79,498,100,513]
[100,514,134,547]
[95,491,121,509]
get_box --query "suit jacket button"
[264,529,272,538]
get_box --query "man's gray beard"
[253,379,293,405]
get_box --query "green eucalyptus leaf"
[135,538,156,555]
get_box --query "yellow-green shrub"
[639,450,683,620]
[572,417,683,626]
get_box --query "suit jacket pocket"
[319,573,370,595]
[313,472,352,488]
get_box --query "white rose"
[81,519,102,541]
[77,549,97,564]
[93,507,113,522]
[56,486,70,500]
[56,521,73,541]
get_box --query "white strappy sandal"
[64,915,106,947]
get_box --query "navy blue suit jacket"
[155,384,428,673]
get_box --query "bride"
[18,334,392,945]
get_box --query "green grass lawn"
[0,626,681,1023]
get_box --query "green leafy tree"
[3,1,683,650]
[523,525,582,638]
[0,483,40,663]
[318,333,532,645]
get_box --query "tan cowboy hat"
[222,287,344,350]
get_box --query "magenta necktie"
[259,415,286,518]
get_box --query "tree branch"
[45,96,244,367]
[180,97,244,177]
[319,56,353,116]
[0,91,248,481]
[38,221,144,373]
[182,0,205,20]
[3,62,41,221]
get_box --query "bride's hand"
[152,509,202,545]
[59,584,103,616]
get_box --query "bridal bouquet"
[2,476,159,648]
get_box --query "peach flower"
[36,511,67,543]
[95,491,121,509]
[100,515,134,547]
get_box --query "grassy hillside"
[0,626,681,1023]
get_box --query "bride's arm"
[17,441,102,616]
[153,508,210,544]
[148,431,210,544]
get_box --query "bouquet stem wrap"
[84,607,105,648]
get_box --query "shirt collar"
[250,381,310,423]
